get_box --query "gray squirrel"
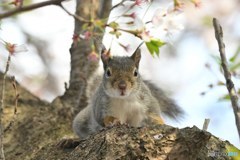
[73,44,184,139]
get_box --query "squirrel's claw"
[103,116,121,127]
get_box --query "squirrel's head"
[101,45,141,98]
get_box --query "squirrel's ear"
[131,47,141,68]
[100,45,111,68]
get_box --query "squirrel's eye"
[106,69,112,77]
[133,69,138,77]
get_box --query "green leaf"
[108,22,119,29]
[201,16,213,27]
[109,31,115,35]
[229,62,240,71]
[217,81,225,86]
[115,31,121,39]
[145,39,166,56]
[210,54,221,65]
[82,23,89,30]
[219,94,230,101]
[229,46,240,62]
[109,30,121,39]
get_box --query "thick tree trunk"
[60,0,112,114]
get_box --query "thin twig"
[213,18,240,139]
[109,0,137,22]
[0,0,66,20]
[105,24,140,37]
[58,3,91,23]
[202,118,210,131]
[4,77,19,133]
[141,1,152,20]
[0,55,11,160]
[111,0,126,10]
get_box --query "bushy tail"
[86,73,102,99]
[144,80,185,120]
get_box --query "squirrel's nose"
[118,81,127,90]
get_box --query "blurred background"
[0,0,239,147]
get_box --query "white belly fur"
[109,97,147,127]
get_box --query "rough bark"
[60,0,112,114]
[33,125,234,160]
[1,75,72,160]
[2,75,237,160]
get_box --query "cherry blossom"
[72,33,80,46]
[9,0,23,7]
[152,7,184,34]
[4,42,28,55]
[124,12,136,19]
[191,0,202,8]
[80,31,92,40]
[139,29,152,42]
[88,51,99,62]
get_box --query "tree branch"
[4,77,19,133]
[59,3,91,23]
[0,55,11,160]
[60,0,112,114]
[0,0,66,20]
[213,18,240,139]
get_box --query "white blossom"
[13,44,28,53]
[152,7,184,34]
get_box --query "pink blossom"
[101,50,111,61]
[131,0,150,8]
[4,42,28,55]
[9,0,23,7]
[80,31,92,40]
[88,51,99,62]
[72,33,80,46]
[152,8,184,34]
[139,29,152,42]
[135,0,146,6]
[124,12,136,19]
[173,0,184,11]
[191,0,202,8]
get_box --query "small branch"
[59,3,91,23]
[213,18,240,139]
[4,77,19,133]
[0,0,66,20]
[105,24,140,37]
[1,55,11,108]
[0,55,11,160]
[202,118,210,131]
[111,0,126,10]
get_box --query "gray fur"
[73,47,184,139]
[144,80,184,119]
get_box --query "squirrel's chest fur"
[108,96,147,127]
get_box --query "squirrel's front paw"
[148,113,165,125]
[103,116,121,127]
